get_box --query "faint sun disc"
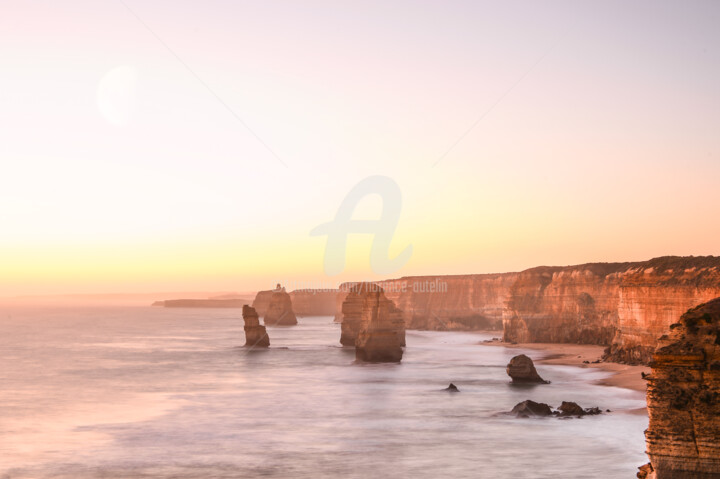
[96,65,138,126]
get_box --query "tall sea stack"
[264,285,298,326]
[641,298,720,478]
[339,283,405,348]
[339,283,370,346]
[242,305,269,348]
[355,287,404,363]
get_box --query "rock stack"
[389,302,406,347]
[641,297,720,478]
[242,305,269,348]
[339,283,367,346]
[355,287,404,363]
[506,354,548,383]
[339,283,405,348]
[264,285,298,326]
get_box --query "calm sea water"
[0,304,648,478]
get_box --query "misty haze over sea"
[1,305,647,478]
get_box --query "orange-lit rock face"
[503,265,624,346]
[607,264,720,364]
[644,298,720,478]
[506,260,720,364]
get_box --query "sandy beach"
[479,338,650,393]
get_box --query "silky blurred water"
[0,304,648,478]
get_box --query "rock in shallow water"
[511,400,553,417]
[506,354,549,384]
[557,401,602,417]
[510,400,602,419]
[444,383,459,392]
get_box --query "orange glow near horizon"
[2,1,720,296]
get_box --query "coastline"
[479,338,650,393]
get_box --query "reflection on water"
[0,305,648,478]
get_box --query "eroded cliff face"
[606,263,720,364]
[644,298,720,478]
[502,257,720,364]
[288,290,339,316]
[503,264,626,345]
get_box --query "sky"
[1,0,720,296]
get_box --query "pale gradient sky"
[1,0,719,295]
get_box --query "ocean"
[0,304,648,478]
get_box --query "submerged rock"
[643,298,720,478]
[510,400,602,419]
[506,354,549,383]
[242,305,269,348]
[263,285,298,326]
[444,383,459,392]
[511,400,553,417]
[556,401,602,417]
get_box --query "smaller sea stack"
[264,284,298,326]
[242,305,269,348]
[506,354,548,383]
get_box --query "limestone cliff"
[502,264,627,345]
[607,259,720,364]
[504,257,720,364]
[289,289,340,316]
[643,298,720,478]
